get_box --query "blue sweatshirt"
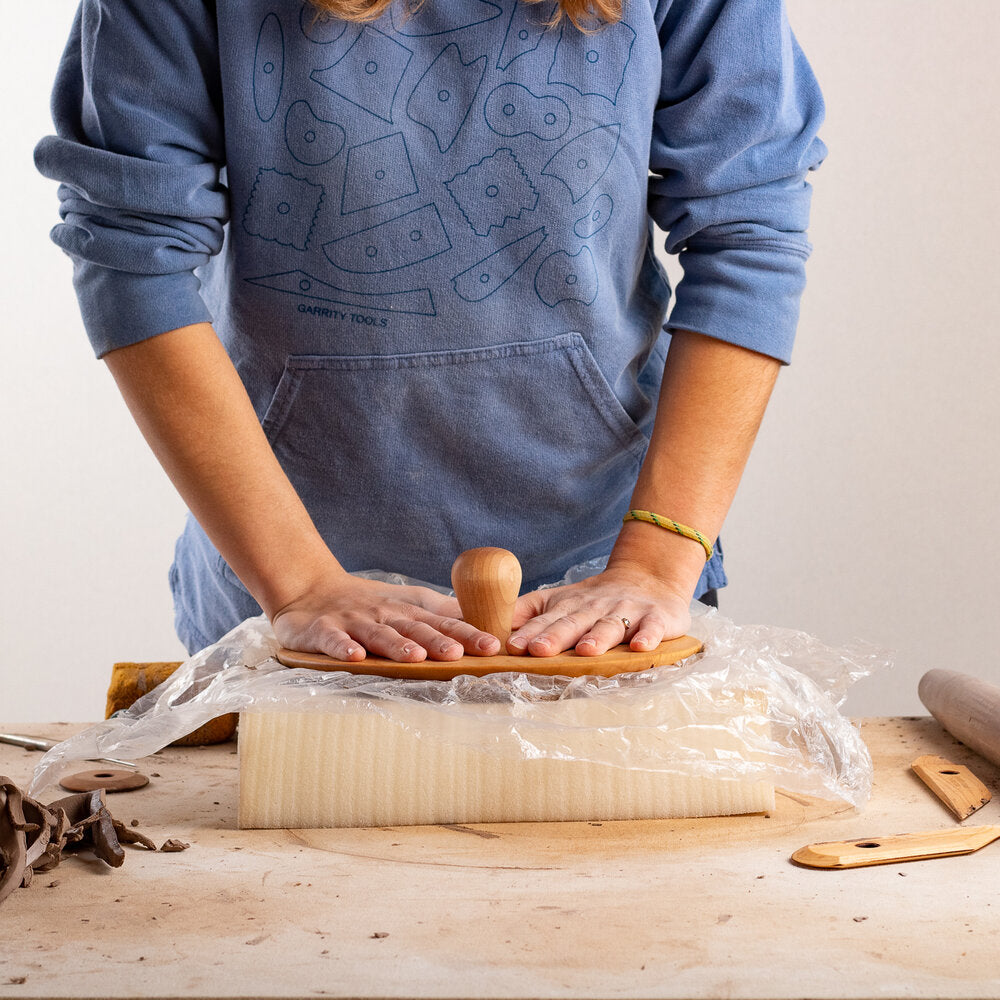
[36,0,827,652]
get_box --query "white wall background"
[3,1,998,723]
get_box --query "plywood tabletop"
[1,716,998,1000]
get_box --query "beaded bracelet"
[622,509,714,561]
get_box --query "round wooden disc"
[58,769,150,793]
[275,634,704,681]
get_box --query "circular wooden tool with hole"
[58,769,150,793]
[275,547,704,680]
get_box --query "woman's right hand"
[270,570,502,662]
[101,324,502,663]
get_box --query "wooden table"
[1,717,998,1000]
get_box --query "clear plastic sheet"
[30,563,889,808]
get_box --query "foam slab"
[238,693,774,829]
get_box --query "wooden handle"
[792,826,1000,869]
[918,669,1000,769]
[450,547,522,648]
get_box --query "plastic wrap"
[29,563,889,808]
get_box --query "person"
[35,0,826,664]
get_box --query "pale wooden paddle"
[792,826,1000,869]
[275,547,704,680]
[910,754,992,821]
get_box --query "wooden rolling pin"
[276,547,703,680]
[918,669,1000,769]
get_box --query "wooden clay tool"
[792,826,1000,869]
[793,672,1000,871]
[910,754,992,821]
[58,768,150,793]
[276,547,704,680]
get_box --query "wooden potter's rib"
[276,547,704,678]
[792,826,1000,869]
[275,634,704,679]
[911,754,992,821]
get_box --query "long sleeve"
[649,0,827,363]
[34,0,228,358]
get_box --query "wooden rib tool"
[911,754,991,821]
[792,826,1000,869]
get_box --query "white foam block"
[238,692,774,829]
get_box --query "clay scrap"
[0,775,163,907]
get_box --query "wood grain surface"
[919,669,1000,769]
[3,717,999,998]
[275,633,705,679]
[792,824,1000,868]
[911,753,992,820]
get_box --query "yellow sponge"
[106,662,237,746]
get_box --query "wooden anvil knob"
[451,547,523,649]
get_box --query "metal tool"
[0,733,138,770]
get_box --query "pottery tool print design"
[253,13,284,122]
[322,203,451,273]
[311,27,413,123]
[451,227,547,301]
[542,124,621,203]
[406,44,488,154]
[534,246,598,307]
[240,1,634,318]
[573,194,613,237]
[497,1,556,71]
[242,168,324,250]
[298,3,347,44]
[484,84,570,141]
[284,101,345,165]
[548,19,636,104]
[246,270,436,316]
[340,132,419,214]
[445,148,539,236]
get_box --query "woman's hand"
[507,563,694,657]
[271,571,502,662]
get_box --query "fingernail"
[477,636,499,652]
[577,639,596,650]
[507,636,526,651]
[345,646,358,657]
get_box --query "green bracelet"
[622,509,714,561]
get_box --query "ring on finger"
[620,617,631,631]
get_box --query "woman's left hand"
[507,565,694,657]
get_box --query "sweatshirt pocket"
[258,332,647,589]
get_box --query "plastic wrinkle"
[30,565,890,809]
